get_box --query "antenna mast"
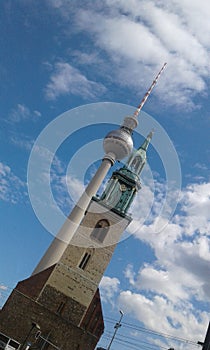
[133,62,167,117]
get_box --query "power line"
[104,317,200,346]
[103,331,169,350]
[102,334,167,350]
[102,328,200,350]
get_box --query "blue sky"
[0,1,210,349]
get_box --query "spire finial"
[133,63,167,118]
[147,128,154,140]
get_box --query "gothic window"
[79,252,91,270]
[90,219,110,243]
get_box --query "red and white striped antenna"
[133,62,167,117]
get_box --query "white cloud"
[181,182,210,231]
[70,50,104,66]
[48,0,210,109]
[171,0,210,47]
[118,290,209,346]
[10,136,34,151]
[9,104,42,123]
[79,13,168,63]
[0,162,26,204]
[118,0,209,69]
[0,284,7,291]
[45,62,106,100]
[194,163,208,171]
[99,276,120,305]
[95,178,210,345]
[131,180,210,238]
[127,180,210,301]
[124,264,136,286]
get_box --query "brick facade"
[0,269,104,350]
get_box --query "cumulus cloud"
[118,290,209,346]
[48,0,210,109]
[181,182,210,234]
[128,180,210,300]
[116,179,210,343]
[45,62,106,100]
[0,162,26,204]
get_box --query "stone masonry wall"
[0,288,99,350]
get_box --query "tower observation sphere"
[103,127,133,163]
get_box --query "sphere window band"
[90,219,110,243]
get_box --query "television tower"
[33,62,167,275]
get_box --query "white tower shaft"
[33,158,113,275]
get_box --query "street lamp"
[21,322,40,350]
[107,310,124,350]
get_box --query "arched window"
[90,219,110,243]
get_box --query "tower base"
[0,266,104,350]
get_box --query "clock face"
[120,184,127,192]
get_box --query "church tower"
[100,130,153,215]
[0,65,166,350]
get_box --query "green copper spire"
[99,131,153,217]
[126,130,154,176]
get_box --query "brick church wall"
[0,288,101,350]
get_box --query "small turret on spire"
[139,129,154,151]
[127,130,154,175]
